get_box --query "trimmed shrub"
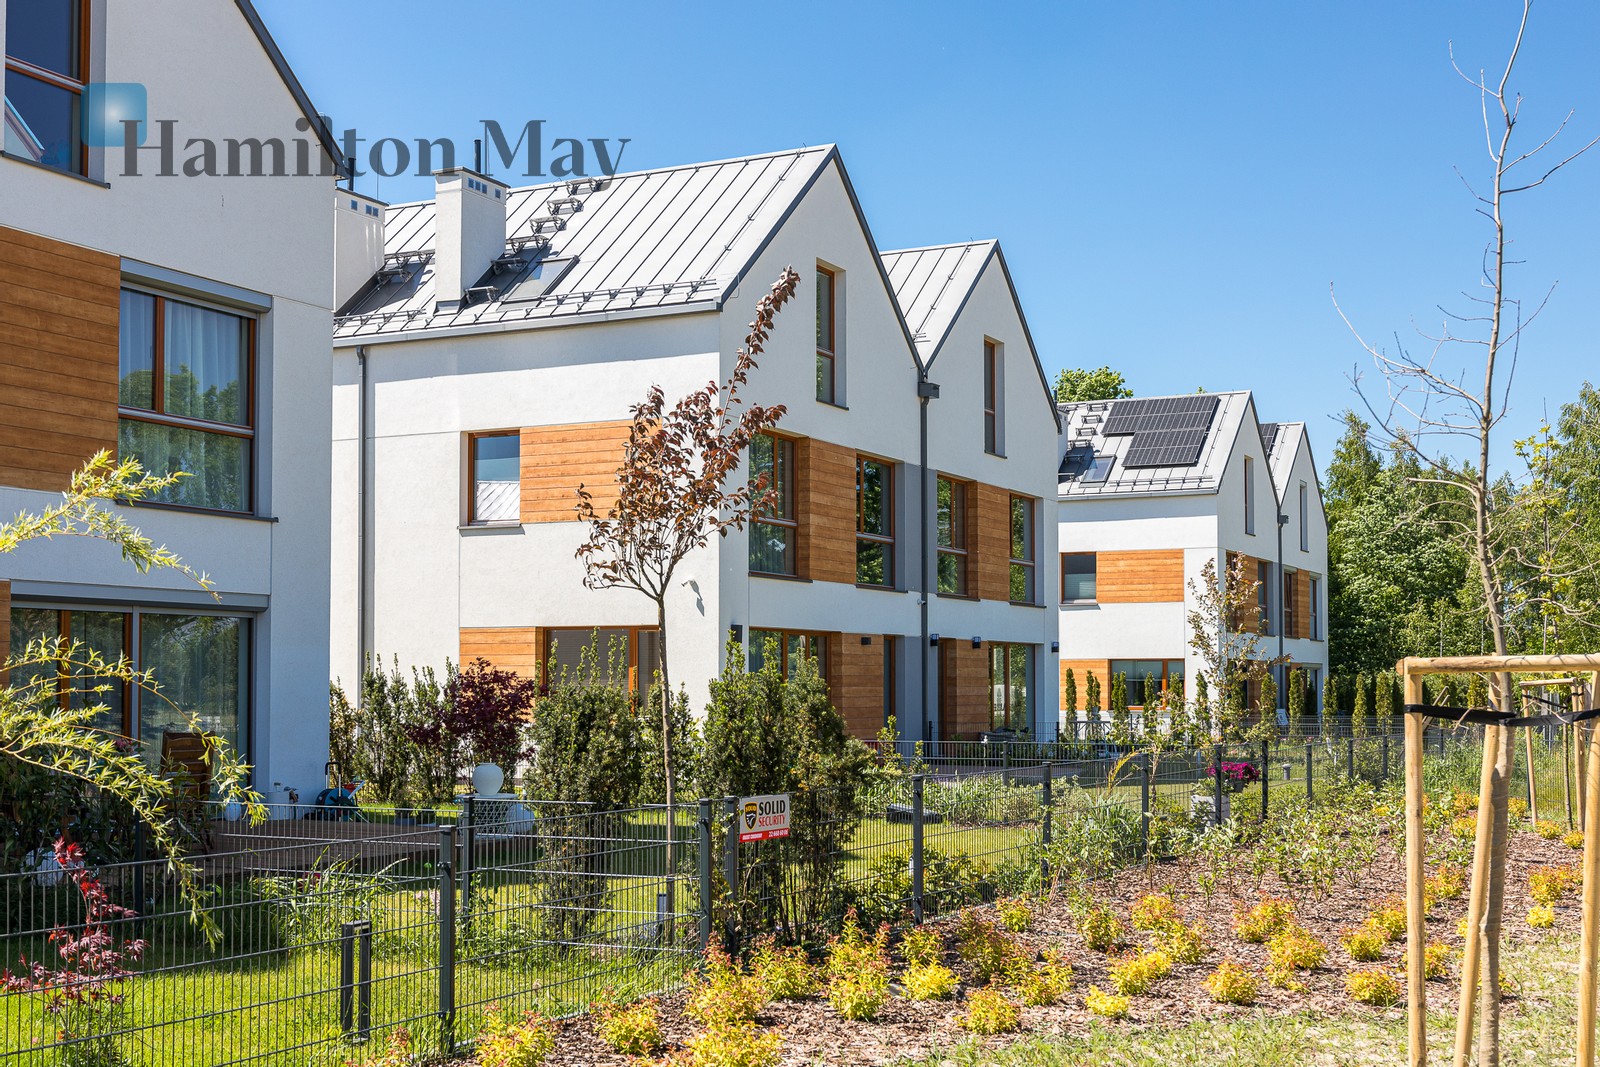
[1345,968,1401,1007]
[1233,896,1295,943]
[903,963,959,1001]
[960,983,1021,1034]
[1202,960,1258,1005]
[1085,985,1130,1019]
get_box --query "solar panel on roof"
[1106,395,1221,469]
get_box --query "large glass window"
[989,644,1031,733]
[1110,659,1185,706]
[936,476,968,595]
[749,433,796,576]
[816,266,837,404]
[1009,496,1035,603]
[3,0,86,174]
[748,629,825,679]
[469,432,520,524]
[138,615,248,760]
[9,608,130,734]
[1061,552,1097,602]
[118,289,255,513]
[855,456,893,587]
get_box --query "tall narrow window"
[469,432,520,524]
[749,433,796,576]
[4,0,87,174]
[982,340,1001,454]
[855,456,893,587]
[989,644,1031,733]
[936,476,968,594]
[816,266,837,404]
[118,289,255,513]
[1061,553,1097,602]
[1009,496,1035,603]
[1282,570,1296,639]
[1299,482,1309,551]
[1257,560,1272,634]
[1309,577,1322,640]
[1243,455,1256,534]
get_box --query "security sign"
[738,794,790,843]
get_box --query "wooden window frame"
[467,430,521,525]
[989,642,1030,733]
[749,432,798,577]
[1008,495,1036,604]
[541,624,660,697]
[117,286,258,515]
[855,454,894,588]
[815,265,837,405]
[1111,658,1187,707]
[3,0,91,176]
[935,475,969,596]
[982,339,1000,455]
[748,628,827,677]
[1061,551,1097,603]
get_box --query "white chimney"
[432,167,508,312]
[333,189,388,311]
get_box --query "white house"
[330,146,1060,742]
[1054,391,1329,728]
[0,0,342,795]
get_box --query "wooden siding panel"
[797,437,856,584]
[0,227,120,492]
[971,484,1011,602]
[519,421,632,524]
[0,579,10,685]
[1059,659,1111,713]
[460,627,545,680]
[1295,570,1312,640]
[1096,550,1185,603]
[942,641,992,740]
[833,633,887,740]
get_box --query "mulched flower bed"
[460,823,1584,1066]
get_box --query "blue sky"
[259,0,1600,472]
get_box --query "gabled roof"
[235,1,348,178]
[1058,391,1253,498]
[1263,420,1305,499]
[335,146,835,338]
[880,241,995,361]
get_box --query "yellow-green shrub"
[1563,830,1585,850]
[997,897,1033,933]
[1449,791,1476,816]
[959,983,1021,1034]
[1084,985,1130,1019]
[1233,896,1295,943]
[955,909,1025,981]
[1202,960,1258,1005]
[1109,949,1172,996]
[1130,892,1183,932]
[1079,905,1127,953]
[1159,921,1208,965]
[1266,924,1327,971]
[1527,903,1556,928]
[1426,863,1466,901]
[1345,968,1401,1007]
[1529,865,1582,905]
[902,962,959,1001]
[1265,962,1306,992]
[1536,819,1563,840]
[1451,815,1479,841]
[478,1009,557,1067]
[1423,941,1452,980]
[687,942,767,1027]
[1367,901,1406,942]
[1341,924,1385,963]
[685,1022,782,1067]
[593,994,662,1057]
[1508,797,1528,822]
[749,936,815,1000]
[899,927,943,969]
[1011,950,1073,1006]
[826,914,891,1020]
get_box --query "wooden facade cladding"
[1059,658,1110,712]
[1283,568,1313,640]
[797,437,856,584]
[0,227,120,492]
[971,483,1011,603]
[1095,550,1185,603]
[0,579,10,685]
[941,641,991,740]
[519,421,633,524]
[830,633,887,740]
[460,626,545,680]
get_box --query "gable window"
[1243,455,1256,535]
[1009,496,1036,603]
[936,476,968,595]
[816,265,838,404]
[983,339,1002,454]
[1299,482,1309,551]
[855,456,893,587]
[1062,552,1097,602]
[1309,576,1322,640]
[749,629,825,678]
[4,0,88,174]
[118,288,254,513]
[469,432,520,524]
[749,433,796,576]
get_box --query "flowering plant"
[1205,761,1261,791]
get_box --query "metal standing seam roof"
[1057,391,1254,498]
[879,241,996,360]
[334,146,835,338]
[1264,420,1305,498]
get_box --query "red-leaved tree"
[575,266,801,887]
[406,658,538,782]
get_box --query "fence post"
[437,825,456,1055]
[460,795,475,924]
[1346,736,1356,782]
[1213,743,1225,828]
[911,775,926,923]
[722,796,740,954]
[1382,734,1391,783]
[1139,753,1152,859]
[697,799,713,953]
[337,919,374,1041]
[340,920,356,1036]
[1306,742,1314,803]
[1261,740,1270,821]
[1039,763,1053,888]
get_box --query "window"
[1282,569,1296,638]
[749,629,826,678]
[469,433,520,524]
[1256,560,1272,635]
[1083,453,1114,482]
[855,456,893,587]
[1299,483,1309,552]
[1009,496,1035,603]
[1309,576,1322,640]
[118,289,254,513]
[989,644,1031,733]
[816,265,837,404]
[749,433,796,576]
[982,340,1001,454]
[10,607,130,734]
[1110,660,1186,705]
[936,476,968,595]
[1243,455,1256,534]
[546,627,659,693]
[1061,552,1097,602]
[3,0,87,174]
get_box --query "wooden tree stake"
[1404,668,1428,1067]
[1454,717,1500,1067]
[1579,674,1600,1067]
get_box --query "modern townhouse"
[0,0,342,794]
[1054,391,1329,729]
[330,145,1060,744]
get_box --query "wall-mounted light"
[929,633,941,647]
[860,635,873,646]
[971,636,982,649]
[730,624,743,641]
[1051,640,1060,653]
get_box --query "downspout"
[917,370,940,745]
[356,345,369,701]
[1276,508,1287,723]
